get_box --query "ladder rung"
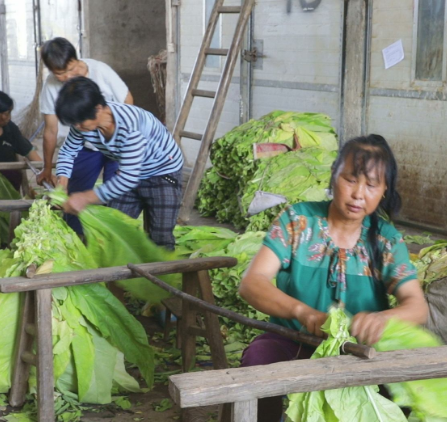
[218,6,242,13]
[205,48,229,56]
[21,351,37,366]
[192,89,216,98]
[180,131,203,141]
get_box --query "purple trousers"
[240,332,315,422]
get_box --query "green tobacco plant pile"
[286,308,447,422]
[0,199,165,407]
[175,226,268,344]
[412,240,447,291]
[0,173,21,245]
[242,147,337,231]
[50,189,182,304]
[196,111,338,230]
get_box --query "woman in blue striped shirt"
[55,76,184,250]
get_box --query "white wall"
[366,0,447,228]
[4,0,36,114]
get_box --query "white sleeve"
[40,75,61,115]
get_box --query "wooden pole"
[0,257,238,293]
[127,264,376,359]
[169,345,447,408]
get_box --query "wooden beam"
[233,400,257,422]
[341,0,367,142]
[0,257,238,293]
[0,161,49,170]
[169,345,447,408]
[35,289,55,421]
[0,200,34,212]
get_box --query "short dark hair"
[55,76,107,126]
[41,37,78,72]
[0,91,13,113]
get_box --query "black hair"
[41,37,78,72]
[330,134,402,280]
[0,91,13,113]
[55,76,107,126]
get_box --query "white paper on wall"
[382,39,405,70]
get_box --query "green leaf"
[375,319,447,419]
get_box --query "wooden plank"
[178,0,256,223]
[8,211,22,246]
[169,345,447,408]
[0,257,238,293]
[9,292,35,407]
[0,200,34,212]
[181,272,199,372]
[35,289,55,421]
[197,270,227,370]
[341,0,367,141]
[0,161,47,170]
[233,400,257,422]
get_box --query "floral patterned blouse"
[264,201,417,332]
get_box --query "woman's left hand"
[350,312,388,345]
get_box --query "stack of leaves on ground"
[196,111,338,230]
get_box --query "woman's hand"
[351,311,388,345]
[294,305,327,338]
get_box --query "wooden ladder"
[175,0,256,223]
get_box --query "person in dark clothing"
[0,91,42,192]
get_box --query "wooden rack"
[0,257,237,422]
[169,345,447,421]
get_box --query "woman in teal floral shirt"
[239,134,428,422]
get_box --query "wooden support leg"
[9,292,35,407]
[35,289,55,422]
[181,272,199,372]
[8,211,21,247]
[233,400,257,422]
[197,270,227,370]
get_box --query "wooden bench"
[0,256,237,422]
[169,345,447,421]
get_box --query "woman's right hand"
[294,305,328,338]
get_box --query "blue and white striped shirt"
[56,102,184,202]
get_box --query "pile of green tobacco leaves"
[50,189,182,305]
[412,240,447,291]
[0,200,154,406]
[286,308,447,422]
[175,226,268,344]
[196,111,338,230]
[0,173,21,246]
